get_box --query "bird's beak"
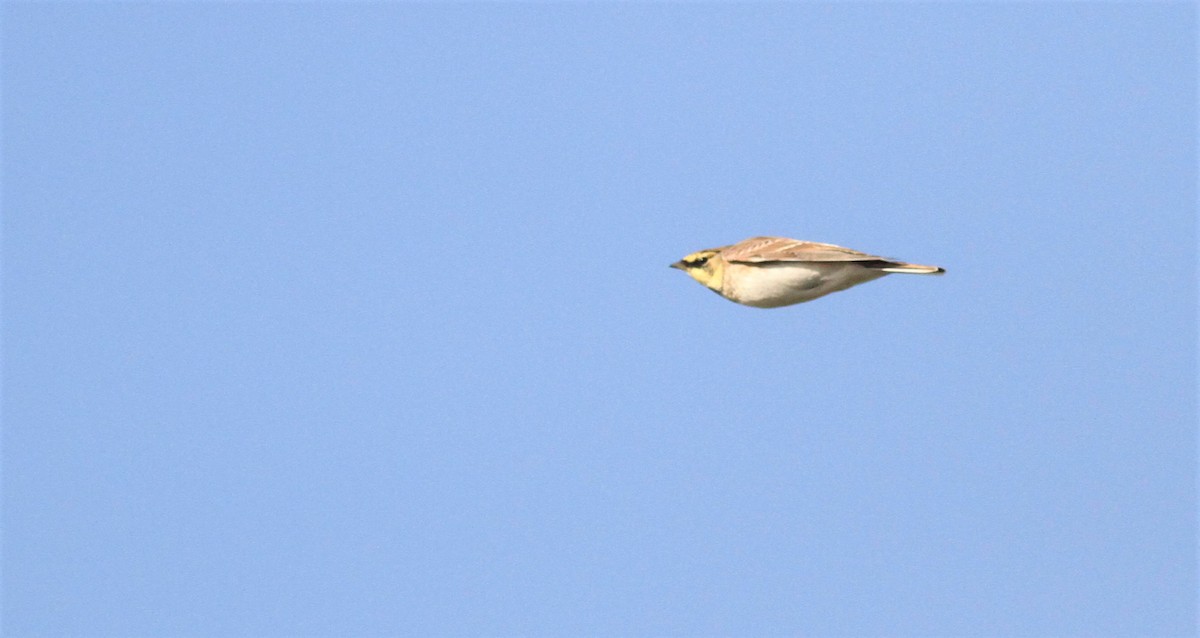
[669,261,686,270]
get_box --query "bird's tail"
[871,261,946,275]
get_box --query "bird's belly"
[724,263,886,308]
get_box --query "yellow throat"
[670,250,725,293]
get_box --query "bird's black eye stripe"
[689,256,709,267]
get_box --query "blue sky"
[3,4,1196,637]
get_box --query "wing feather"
[721,236,884,263]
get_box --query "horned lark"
[670,236,944,308]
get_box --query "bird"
[670,236,944,308]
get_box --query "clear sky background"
[3,4,1196,637]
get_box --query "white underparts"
[721,262,889,308]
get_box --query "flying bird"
[670,236,944,308]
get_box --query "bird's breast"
[722,262,886,307]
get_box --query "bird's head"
[670,249,725,292]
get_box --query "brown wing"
[720,236,886,264]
